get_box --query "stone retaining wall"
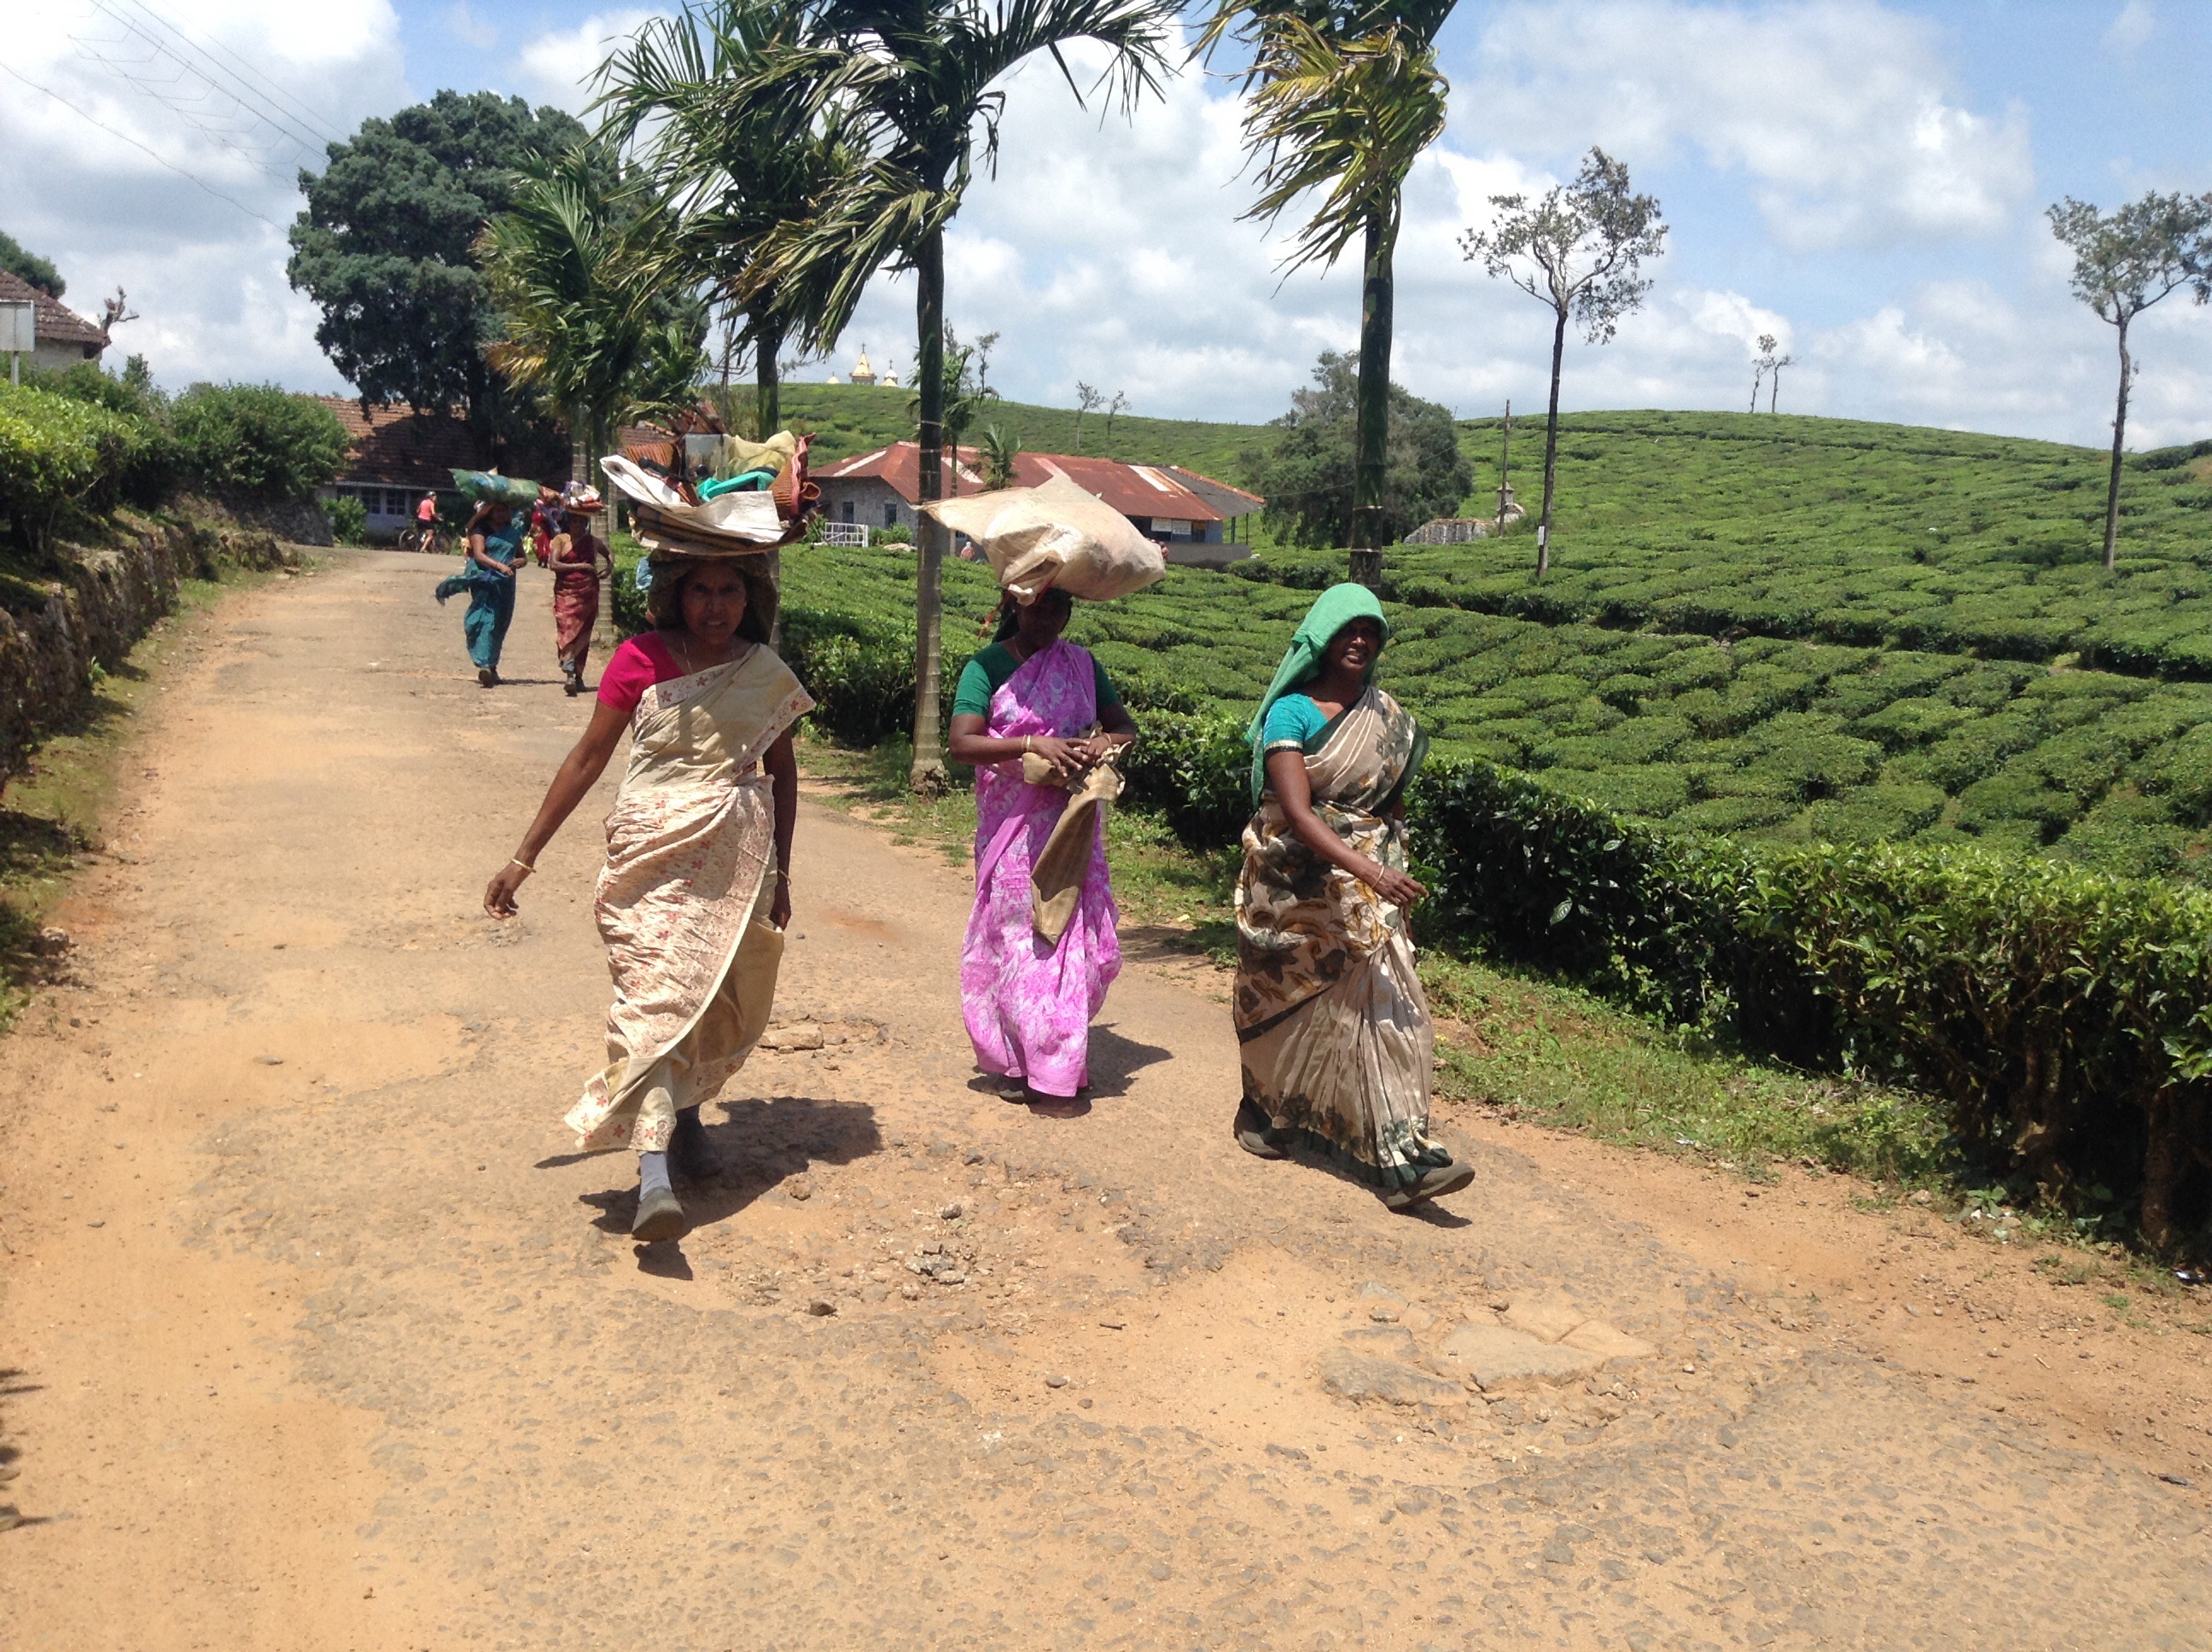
[0,507,299,788]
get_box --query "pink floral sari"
[959,640,1121,1097]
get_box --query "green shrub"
[0,381,150,553]
[323,493,370,545]
[876,522,913,544]
[170,383,349,500]
[1410,758,2212,1249]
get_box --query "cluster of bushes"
[1408,759,2212,1252]
[0,364,349,555]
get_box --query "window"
[883,502,898,529]
[841,500,854,524]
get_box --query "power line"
[98,0,342,151]
[73,38,312,177]
[0,61,285,230]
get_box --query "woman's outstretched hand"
[485,863,528,917]
[1361,860,1426,909]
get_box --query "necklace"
[674,631,742,676]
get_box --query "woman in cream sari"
[1233,584,1473,1212]
[484,554,812,1242]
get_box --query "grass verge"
[0,561,283,1029]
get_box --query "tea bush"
[0,381,152,553]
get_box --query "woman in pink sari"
[947,589,1138,1105]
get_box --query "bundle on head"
[646,553,775,643]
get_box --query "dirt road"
[3,550,2209,1650]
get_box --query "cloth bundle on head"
[600,455,784,550]
[920,474,1166,603]
[450,468,542,507]
[1245,583,1392,801]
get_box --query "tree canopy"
[0,229,66,299]
[1247,348,1470,548]
[287,90,589,426]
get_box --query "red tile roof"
[315,397,568,491]
[0,270,108,349]
[818,443,1261,522]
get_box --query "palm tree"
[1199,1,1453,572]
[478,143,697,487]
[593,0,859,438]
[748,0,1179,790]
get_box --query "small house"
[0,270,110,370]
[814,443,1260,567]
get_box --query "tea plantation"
[775,401,2212,882]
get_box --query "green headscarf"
[1245,582,1392,800]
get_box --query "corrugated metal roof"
[315,397,568,490]
[0,270,108,348]
[818,442,1250,523]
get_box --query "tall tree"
[1245,348,1469,548]
[1461,148,1665,579]
[477,144,707,486]
[1749,332,1776,414]
[288,90,588,451]
[594,0,859,438]
[1767,346,1792,413]
[2047,191,2212,571]
[749,0,1179,790]
[1074,381,1103,452]
[0,229,65,298]
[910,324,1000,495]
[1199,0,1452,570]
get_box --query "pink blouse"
[596,633,686,718]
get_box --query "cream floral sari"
[1233,683,1448,1192]
[564,643,813,1153]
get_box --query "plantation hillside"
[780,381,1272,491]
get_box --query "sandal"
[1234,1098,1284,1160]
[668,1108,720,1184]
[1382,1159,1476,1212]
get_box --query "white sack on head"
[921,473,1166,602]
[599,455,783,547]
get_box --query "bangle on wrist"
[509,857,535,875]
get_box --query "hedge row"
[0,383,152,553]
[1409,761,2212,1251]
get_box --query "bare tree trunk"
[2103,316,2132,573]
[1769,365,1782,415]
[910,227,948,793]
[571,401,589,488]
[1749,369,1761,415]
[1537,304,1568,582]
[754,313,783,440]
[1349,207,1395,585]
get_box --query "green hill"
[777,381,1272,491]
[773,400,2212,883]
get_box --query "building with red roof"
[0,270,110,370]
[816,441,1261,567]
[314,397,570,538]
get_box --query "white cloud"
[0,0,406,391]
[446,1,499,51]
[2104,0,2156,53]
[515,9,665,114]
[1461,0,2035,250]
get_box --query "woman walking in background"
[434,500,526,688]
[546,485,612,695]
[1231,584,1472,1212]
[483,553,811,1242]
[947,588,1138,1107]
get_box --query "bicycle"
[399,523,447,556]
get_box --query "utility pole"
[1495,399,1513,527]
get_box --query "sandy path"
[2,550,2208,1651]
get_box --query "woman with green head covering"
[1231,584,1471,1212]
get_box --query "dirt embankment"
[0,506,297,786]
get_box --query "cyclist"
[412,492,442,554]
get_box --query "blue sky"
[5,0,2210,445]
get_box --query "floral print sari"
[1233,684,1448,1191]
[959,639,1121,1097]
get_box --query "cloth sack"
[601,456,785,549]
[450,468,542,507]
[1020,748,1125,945]
[921,474,1166,603]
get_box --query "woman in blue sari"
[435,501,527,687]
